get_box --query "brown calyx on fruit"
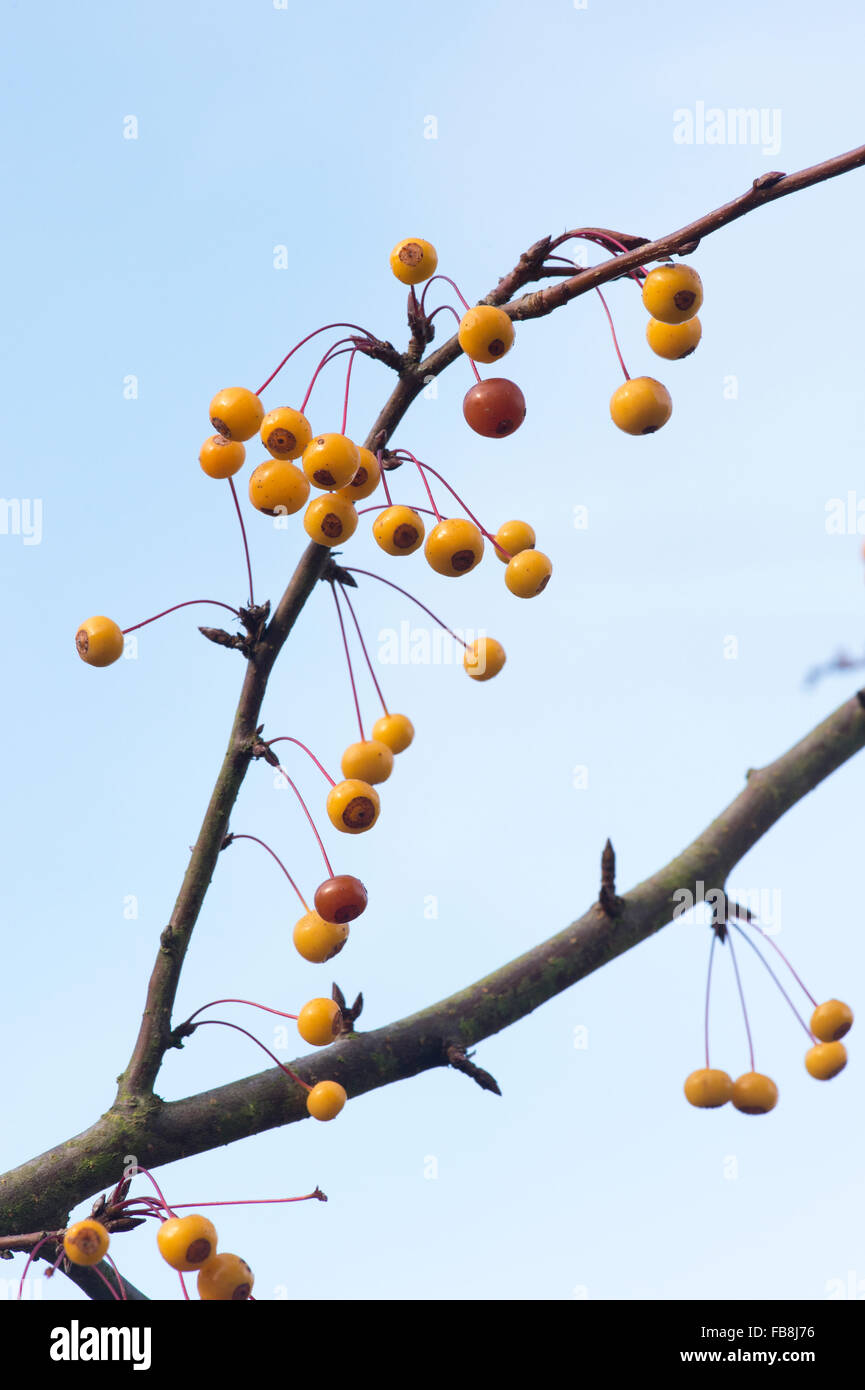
[320,513,343,539]
[266,428,296,454]
[210,416,230,438]
[487,338,505,357]
[313,469,336,487]
[350,467,368,488]
[342,796,376,829]
[673,290,696,310]
[398,242,423,266]
[75,629,90,656]
[69,1228,99,1255]
[393,523,419,548]
[451,549,475,572]
[186,1238,213,1264]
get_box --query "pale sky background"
[1,0,863,1302]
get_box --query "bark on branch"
[2,687,863,1237]
[3,141,864,1266]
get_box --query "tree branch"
[5,142,864,1267]
[4,687,862,1237]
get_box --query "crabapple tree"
[2,142,865,1301]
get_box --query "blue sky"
[1,0,864,1302]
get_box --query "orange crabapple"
[731,1072,778,1115]
[63,1219,110,1267]
[464,637,506,681]
[458,305,515,364]
[389,238,437,285]
[372,713,414,754]
[199,434,246,479]
[209,387,264,442]
[373,505,425,556]
[683,1068,733,1109]
[306,1080,347,1121]
[337,446,381,502]
[297,997,343,1047]
[810,999,853,1042]
[804,1042,847,1080]
[641,263,703,324]
[341,739,394,785]
[197,1253,254,1301]
[293,910,350,963]
[504,549,552,598]
[302,434,360,491]
[610,377,672,436]
[259,406,312,460]
[492,520,535,563]
[646,316,702,360]
[75,617,124,667]
[326,778,380,833]
[303,494,358,547]
[157,1214,218,1272]
[424,518,484,577]
[248,459,310,516]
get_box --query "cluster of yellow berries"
[684,998,853,1114]
[609,262,703,436]
[62,1214,255,1299]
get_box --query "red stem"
[185,998,299,1026]
[228,834,309,912]
[378,450,393,505]
[410,457,442,522]
[17,1235,51,1299]
[341,349,358,436]
[193,1019,311,1090]
[704,931,718,1070]
[228,476,255,606]
[122,599,240,635]
[732,915,819,1008]
[329,582,365,741]
[412,459,494,540]
[730,924,815,1042]
[266,737,336,785]
[595,286,630,381]
[131,1165,177,1219]
[255,323,374,396]
[420,273,472,313]
[342,568,468,649]
[105,1254,128,1301]
[170,1193,324,1209]
[725,929,756,1072]
[300,342,358,415]
[273,763,335,878]
[337,583,390,716]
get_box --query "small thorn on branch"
[598,838,624,917]
[446,1044,501,1095]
